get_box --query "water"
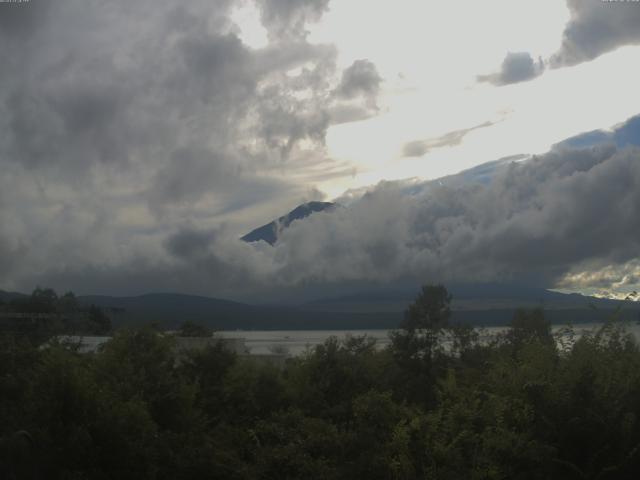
[218,322,640,356]
[217,329,393,355]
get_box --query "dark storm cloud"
[402,121,497,157]
[143,140,637,298]
[146,147,302,217]
[0,0,50,40]
[551,0,640,67]
[147,148,231,210]
[477,52,544,86]
[121,142,640,294]
[0,0,386,293]
[2,2,191,171]
[165,227,217,259]
[447,146,640,278]
[0,236,25,279]
[0,0,347,175]
[23,138,640,298]
[8,0,638,300]
[260,143,640,290]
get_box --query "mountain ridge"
[241,201,335,245]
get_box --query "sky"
[1,0,640,301]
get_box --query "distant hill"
[241,201,335,245]
[303,283,626,312]
[77,292,399,330]
[3,285,637,331]
[0,290,28,303]
[77,285,640,330]
[301,283,640,325]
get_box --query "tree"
[390,284,453,405]
[87,304,112,335]
[179,341,237,419]
[10,287,59,314]
[401,284,452,332]
[177,320,212,338]
[57,292,79,314]
[505,308,553,349]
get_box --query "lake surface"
[218,322,640,355]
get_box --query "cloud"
[27,138,640,300]
[0,0,385,292]
[329,59,382,124]
[164,227,218,259]
[266,143,640,293]
[334,59,382,101]
[555,114,640,150]
[0,0,359,178]
[0,235,26,281]
[478,1,640,86]
[551,0,640,67]
[0,0,51,41]
[402,121,497,157]
[255,0,330,40]
[477,52,545,86]
[558,260,640,290]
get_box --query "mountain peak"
[241,201,335,245]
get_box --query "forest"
[2,285,640,479]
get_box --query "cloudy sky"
[1,0,640,301]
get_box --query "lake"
[218,322,640,356]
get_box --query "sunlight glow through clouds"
[229,0,640,197]
[222,1,640,230]
[319,44,640,196]
[304,1,640,196]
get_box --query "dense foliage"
[2,286,640,479]
[0,288,111,338]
